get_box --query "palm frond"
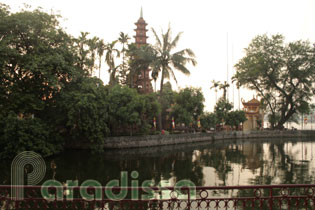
[171,61,191,76]
[163,27,171,52]
[151,28,162,48]
[169,69,178,84]
[169,32,183,51]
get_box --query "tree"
[88,36,99,75]
[75,32,94,75]
[214,98,233,126]
[0,5,86,157]
[127,44,156,92]
[139,93,161,133]
[118,32,130,84]
[107,85,143,136]
[160,82,176,128]
[0,5,81,118]
[151,25,197,129]
[200,112,217,130]
[97,39,105,79]
[105,40,120,86]
[234,34,315,129]
[0,113,63,158]
[225,110,247,130]
[172,87,205,129]
[53,77,110,150]
[210,80,220,102]
[219,81,230,101]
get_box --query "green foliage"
[0,5,82,157]
[160,82,176,116]
[234,34,315,129]
[139,93,161,133]
[107,85,142,135]
[172,87,205,126]
[54,77,110,150]
[225,110,247,128]
[200,112,217,130]
[151,26,197,95]
[214,98,233,125]
[126,43,156,90]
[0,5,79,116]
[0,113,63,159]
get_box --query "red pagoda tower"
[133,8,153,94]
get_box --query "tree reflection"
[0,140,314,192]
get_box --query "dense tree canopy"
[172,87,204,127]
[0,5,79,117]
[214,98,233,125]
[234,34,315,129]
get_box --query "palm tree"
[118,32,130,81]
[219,81,230,100]
[126,43,156,91]
[88,36,99,76]
[151,26,197,94]
[76,32,90,73]
[210,80,220,102]
[97,39,105,79]
[105,40,120,86]
[151,25,197,129]
[151,69,158,92]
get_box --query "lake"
[1,138,314,188]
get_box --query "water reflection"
[0,139,315,188]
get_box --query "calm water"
[1,138,315,187]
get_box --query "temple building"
[242,97,264,131]
[133,8,153,94]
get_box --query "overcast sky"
[2,0,315,111]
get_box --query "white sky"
[2,0,315,111]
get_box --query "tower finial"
[140,7,143,18]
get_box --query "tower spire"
[140,7,143,18]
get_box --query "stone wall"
[66,130,315,150]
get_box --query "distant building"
[242,97,264,131]
[133,8,153,94]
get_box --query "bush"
[0,113,63,159]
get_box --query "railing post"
[187,187,191,210]
[269,188,273,210]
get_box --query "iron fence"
[1,184,315,209]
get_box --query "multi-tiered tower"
[133,8,153,94]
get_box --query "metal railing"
[1,184,315,209]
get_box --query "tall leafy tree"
[75,32,93,75]
[105,40,120,85]
[107,85,142,136]
[87,36,99,75]
[234,34,315,129]
[118,32,130,84]
[0,5,79,117]
[214,98,233,126]
[219,81,230,101]
[97,39,105,79]
[55,77,110,150]
[172,87,205,128]
[151,26,197,94]
[210,80,220,102]
[126,43,156,91]
[151,25,197,129]
[0,5,83,157]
